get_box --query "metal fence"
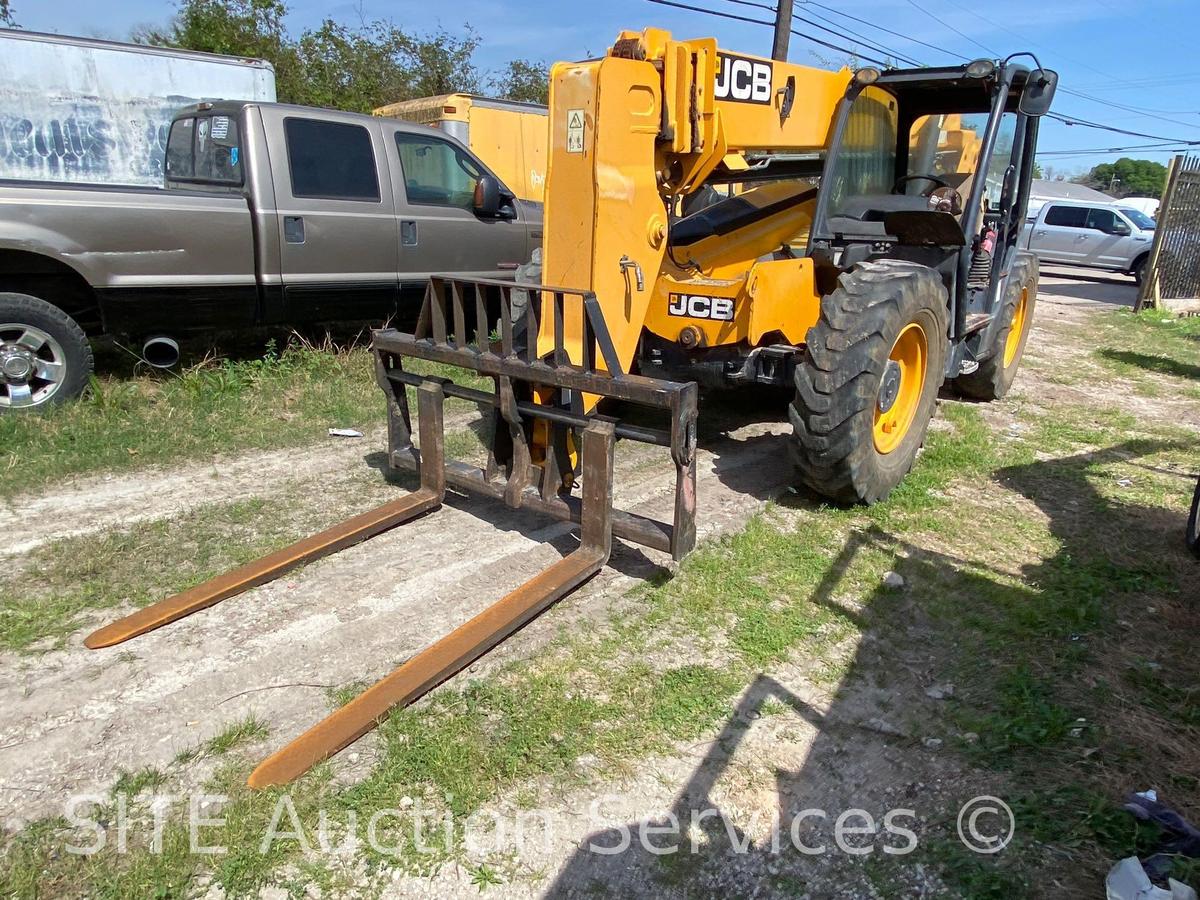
[1139,153,1200,310]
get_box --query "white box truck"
[0,28,275,187]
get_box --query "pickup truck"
[0,100,541,410]
[1021,199,1155,284]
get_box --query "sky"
[11,0,1200,175]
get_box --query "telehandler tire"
[789,261,948,505]
[954,253,1038,401]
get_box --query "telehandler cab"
[87,29,1057,787]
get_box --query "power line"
[1047,113,1200,145]
[1057,88,1200,129]
[899,0,1200,124]
[802,1,971,63]
[648,0,1196,152]
[644,0,892,65]
[1037,141,1189,156]
[792,6,922,66]
[711,0,921,65]
[900,0,999,57]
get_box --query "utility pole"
[772,0,794,61]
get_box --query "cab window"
[825,86,898,215]
[1085,207,1123,232]
[1044,205,1088,228]
[165,114,243,188]
[394,132,483,209]
[908,112,1015,209]
[284,118,380,202]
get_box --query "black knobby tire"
[954,253,1039,401]
[789,261,948,505]
[0,292,93,412]
[1187,475,1200,559]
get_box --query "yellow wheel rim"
[873,322,928,455]
[1003,287,1030,368]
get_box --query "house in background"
[1027,179,1116,218]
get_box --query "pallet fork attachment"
[85,275,698,788]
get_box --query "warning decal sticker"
[566,108,585,153]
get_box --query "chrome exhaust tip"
[142,336,180,369]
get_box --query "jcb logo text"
[714,53,773,104]
[668,294,735,321]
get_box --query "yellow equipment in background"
[374,93,548,202]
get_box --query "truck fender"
[0,222,102,287]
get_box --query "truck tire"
[954,253,1038,401]
[789,261,948,504]
[1132,253,1148,286]
[0,292,93,411]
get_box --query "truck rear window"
[166,115,243,187]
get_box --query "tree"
[400,27,480,99]
[490,59,550,104]
[1075,157,1167,198]
[134,0,303,101]
[139,0,482,112]
[1,0,16,26]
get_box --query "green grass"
[1089,308,1200,388]
[0,496,315,652]
[0,424,486,653]
[0,340,492,499]
[3,312,1199,895]
[0,341,382,499]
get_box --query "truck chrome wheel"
[0,323,67,409]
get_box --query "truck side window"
[165,114,243,188]
[1043,205,1087,228]
[284,118,380,202]
[1085,208,1118,232]
[394,132,482,210]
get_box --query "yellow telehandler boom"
[87,29,1057,787]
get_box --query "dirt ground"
[2,266,1196,897]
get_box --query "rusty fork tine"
[245,418,616,789]
[84,384,448,650]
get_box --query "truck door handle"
[284,216,305,244]
[401,220,417,247]
[1036,230,1047,236]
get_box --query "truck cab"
[1021,199,1154,282]
[0,100,542,410]
[163,100,540,329]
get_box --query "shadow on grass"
[548,437,1197,897]
[1096,348,1200,381]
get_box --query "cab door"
[1033,204,1091,263]
[259,108,400,324]
[1084,207,1135,268]
[382,125,532,281]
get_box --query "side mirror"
[1019,68,1058,117]
[473,176,502,218]
[1110,222,1131,236]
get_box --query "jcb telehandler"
[87,29,1057,787]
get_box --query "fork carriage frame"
[373,274,700,561]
